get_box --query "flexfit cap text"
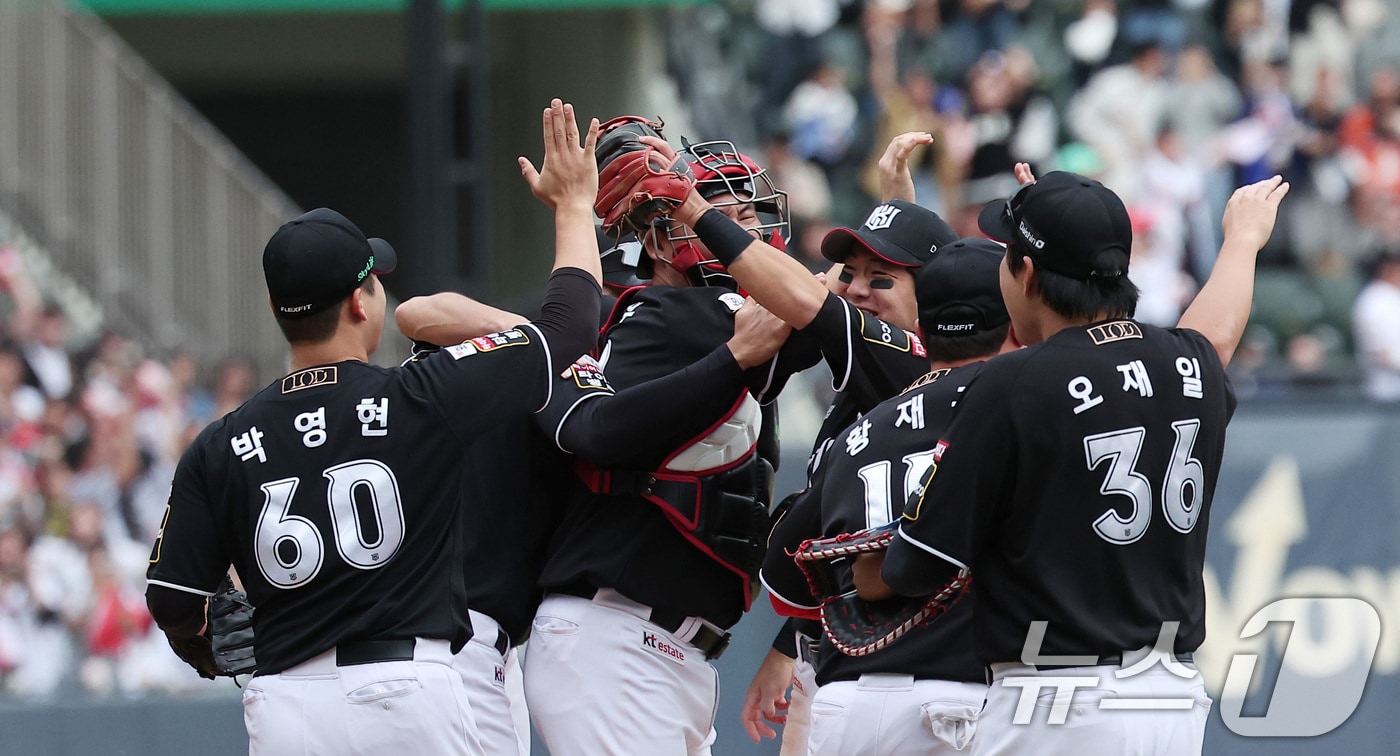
[263,208,397,318]
[916,238,1010,337]
[977,171,1131,280]
[822,200,958,268]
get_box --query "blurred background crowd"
[1,248,256,697]
[3,0,1400,701]
[676,0,1400,397]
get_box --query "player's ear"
[347,288,369,324]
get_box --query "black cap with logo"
[916,238,1010,338]
[263,208,398,318]
[977,171,1131,280]
[821,200,959,269]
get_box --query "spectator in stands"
[1068,39,1169,200]
[783,60,860,169]
[959,47,1057,208]
[861,4,964,213]
[764,131,833,225]
[1353,246,1400,401]
[1340,66,1400,240]
[753,0,842,140]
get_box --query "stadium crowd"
[3,0,1400,701]
[717,0,1400,395]
[1,248,253,696]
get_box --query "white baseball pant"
[779,634,818,756]
[523,592,720,756]
[242,637,483,756]
[452,610,530,755]
[805,674,986,755]
[976,651,1211,755]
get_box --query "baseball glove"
[208,576,257,677]
[167,632,218,681]
[595,115,666,172]
[593,118,695,235]
[793,522,972,657]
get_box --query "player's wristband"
[692,208,756,267]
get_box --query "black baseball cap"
[263,208,397,318]
[917,238,1010,337]
[977,171,1131,280]
[822,200,959,269]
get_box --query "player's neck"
[651,262,690,287]
[288,334,370,373]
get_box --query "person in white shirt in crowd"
[1353,245,1400,401]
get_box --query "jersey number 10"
[1085,419,1204,545]
[254,459,406,588]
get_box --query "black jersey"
[891,321,1235,664]
[763,364,985,685]
[539,285,778,629]
[147,326,559,675]
[457,354,612,644]
[758,293,930,479]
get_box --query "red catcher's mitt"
[593,124,695,235]
[793,522,972,657]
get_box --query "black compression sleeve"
[883,535,961,597]
[147,584,208,638]
[770,618,798,657]
[692,208,757,266]
[558,345,746,466]
[532,267,603,367]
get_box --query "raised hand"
[727,298,792,369]
[878,131,934,203]
[519,99,600,211]
[1221,174,1290,252]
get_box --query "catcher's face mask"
[657,139,790,289]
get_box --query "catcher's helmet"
[597,226,647,292]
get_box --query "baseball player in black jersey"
[760,239,1014,755]
[518,124,797,756]
[858,170,1290,755]
[145,100,604,755]
[390,287,790,755]
[615,135,961,748]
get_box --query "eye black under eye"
[870,278,895,290]
[838,270,854,284]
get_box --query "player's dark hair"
[923,323,1010,363]
[274,276,375,345]
[1006,240,1138,321]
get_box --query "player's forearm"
[146,584,206,638]
[551,201,604,285]
[1175,235,1259,368]
[679,201,827,329]
[882,535,960,597]
[560,346,745,465]
[394,293,524,346]
[532,267,603,367]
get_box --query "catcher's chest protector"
[579,288,773,607]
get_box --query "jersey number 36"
[254,459,406,588]
[1085,419,1204,545]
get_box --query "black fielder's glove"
[793,522,972,657]
[208,576,257,677]
[167,633,218,680]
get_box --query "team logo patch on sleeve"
[1087,321,1143,344]
[467,329,531,353]
[718,292,746,313]
[564,355,612,391]
[859,312,916,354]
[281,366,337,393]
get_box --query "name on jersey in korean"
[281,366,338,394]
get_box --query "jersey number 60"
[254,460,406,588]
